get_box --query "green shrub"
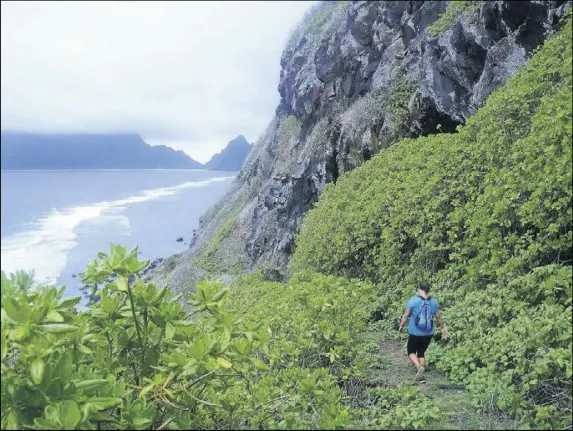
[0,245,353,430]
[226,270,377,371]
[293,14,572,429]
[357,386,443,429]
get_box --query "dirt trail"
[374,339,515,430]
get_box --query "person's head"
[416,281,431,297]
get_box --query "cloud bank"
[0,1,314,162]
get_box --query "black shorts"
[407,334,433,358]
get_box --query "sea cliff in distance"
[0,132,204,170]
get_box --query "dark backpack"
[414,296,434,332]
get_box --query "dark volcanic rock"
[138,257,165,278]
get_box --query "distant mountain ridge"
[204,135,253,171]
[0,132,204,170]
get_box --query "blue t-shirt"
[407,296,439,336]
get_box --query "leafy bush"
[357,386,443,430]
[218,270,379,429]
[226,270,376,371]
[427,1,480,37]
[293,14,573,429]
[2,246,372,430]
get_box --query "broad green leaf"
[116,276,129,293]
[55,296,81,310]
[2,298,23,323]
[250,357,270,371]
[74,379,109,393]
[171,320,194,327]
[217,357,233,369]
[37,324,78,334]
[138,384,155,398]
[4,410,20,430]
[44,405,60,424]
[30,357,46,385]
[59,400,81,429]
[55,350,74,381]
[88,397,123,411]
[212,289,228,303]
[165,322,175,340]
[78,345,94,355]
[89,411,118,422]
[46,310,64,323]
[155,286,168,303]
[132,417,153,430]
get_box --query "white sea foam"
[0,176,234,284]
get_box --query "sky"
[0,1,314,163]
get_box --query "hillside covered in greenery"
[292,9,572,428]
[1,8,572,431]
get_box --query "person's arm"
[435,311,449,338]
[398,308,410,333]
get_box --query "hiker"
[398,281,449,382]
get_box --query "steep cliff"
[148,0,571,292]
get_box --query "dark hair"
[416,281,431,293]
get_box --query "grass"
[190,211,246,274]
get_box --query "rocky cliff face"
[148,0,571,292]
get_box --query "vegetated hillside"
[291,9,572,428]
[148,0,570,294]
[1,14,571,431]
[204,135,253,171]
[0,132,204,170]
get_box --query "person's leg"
[407,335,422,368]
[415,336,433,381]
[417,335,432,364]
[409,353,421,368]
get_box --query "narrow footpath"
[372,339,516,430]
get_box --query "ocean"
[0,169,235,305]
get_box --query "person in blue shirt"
[398,281,449,382]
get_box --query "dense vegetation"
[1,10,571,431]
[293,12,572,429]
[1,246,369,430]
